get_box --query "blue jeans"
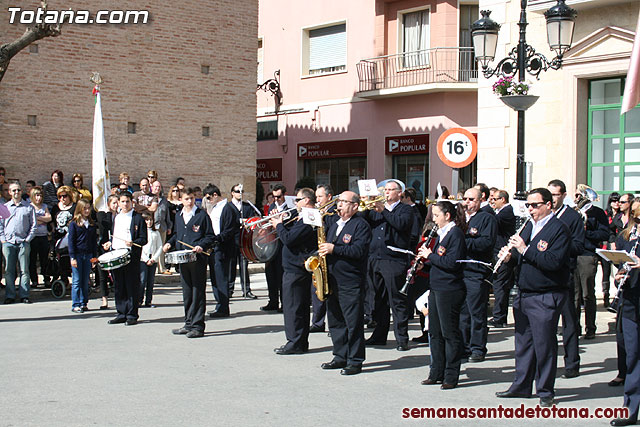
[2,242,31,300]
[139,261,157,305]
[71,253,91,308]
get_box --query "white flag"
[92,87,110,212]
[301,207,323,227]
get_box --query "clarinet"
[609,225,639,314]
[493,216,531,274]
[400,225,439,296]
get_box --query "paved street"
[0,270,628,426]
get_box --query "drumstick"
[112,234,143,248]
[178,240,211,256]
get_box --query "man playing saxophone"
[318,191,371,375]
[270,188,318,355]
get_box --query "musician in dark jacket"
[574,185,610,339]
[362,179,414,351]
[611,206,640,427]
[262,183,288,311]
[475,183,496,216]
[496,188,571,408]
[489,190,516,328]
[103,191,147,326]
[202,184,239,318]
[548,179,585,379]
[164,188,215,338]
[318,191,371,375]
[271,188,318,354]
[461,187,497,362]
[417,200,467,389]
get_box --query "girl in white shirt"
[140,213,163,307]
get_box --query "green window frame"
[588,77,640,205]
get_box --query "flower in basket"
[492,76,531,96]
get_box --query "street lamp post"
[471,0,577,198]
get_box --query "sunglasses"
[295,197,306,202]
[525,202,546,209]
[148,175,156,179]
[274,194,284,199]
[58,194,69,199]
[73,180,82,183]
[620,200,630,204]
[171,189,179,192]
[463,197,476,201]
[233,190,244,194]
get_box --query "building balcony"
[355,47,477,99]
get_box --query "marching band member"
[229,184,261,299]
[262,183,287,312]
[362,179,414,351]
[164,187,215,338]
[548,179,585,379]
[610,201,640,427]
[417,200,467,389]
[318,191,371,375]
[495,188,571,408]
[461,187,497,362]
[103,191,147,326]
[474,183,496,216]
[271,188,318,355]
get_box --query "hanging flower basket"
[500,95,540,111]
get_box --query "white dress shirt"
[112,210,133,250]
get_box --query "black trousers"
[367,258,410,345]
[112,259,141,321]
[327,275,365,366]
[428,288,466,385]
[491,258,515,324]
[560,274,580,372]
[228,248,251,294]
[209,249,232,315]
[621,312,640,421]
[265,247,283,307]
[180,257,208,332]
[575,255,599,335]
[460,272,490,356]
[29,235,49,285]
[281,271,311,351]
[311,283,327,328]
[508,290,566,399]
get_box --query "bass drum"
[240,216,279,262]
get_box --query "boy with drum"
[102,191,147,326]
[163,188,215,338]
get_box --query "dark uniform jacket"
[512,215,571,293]
[166,207,215,255]
[615,233,640,321]
[276,217,317,274]
[427,225,466,292]
[215,202,240,255]
[325,216,371,283]
[581,205,609,255]
[554,205,585,270]
[363,202,414,261]
[464,211,497,275]
[494,204,516,256]
[481,203,496,216]
[111,211,148,262]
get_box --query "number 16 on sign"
[436,128,478,195]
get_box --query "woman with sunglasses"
[164,186,183,274]
[29,186,51,289]
[71,173,92,203]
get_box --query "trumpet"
[243,207,297,230]
[358,195,385,211]
[493,215,531,273]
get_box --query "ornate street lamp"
[257,69,283,113]
[471,0,577,197]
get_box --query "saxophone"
[304,224,330,301]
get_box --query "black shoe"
[488,319,507,328]
[260,304,279,312]
[208,311,230,318]
[340,365,362,375]
[441,383,456,390]
[365,338,387,346]
[608,378,625,387]
[539,396,555,407]
[172,327,189,335]
[4,298,15,305]
[186,330,204,338]
[244,291,257,299]
[274,346,305,355]
[309,324,325,333]
[604,294,611,308]
[108,317,126,324]
[366,320,377,329]
[468,353,485,363]
[21,298,32,304]
[563,369,580,379]
[277,307,283,313]
[421,378,442,385]
[412,334,429,343]
[397,344,410,352]
[496,390,532,398]
[610,418,638,426]
[584,332,596,340]
[125,319,138,326]
[321,359,347,370]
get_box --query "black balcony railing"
[356,47,477,92]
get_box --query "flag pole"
[621,10,640,115]
[91,72,111,212]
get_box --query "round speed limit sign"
[436,128,478,168]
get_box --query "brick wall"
[0,0,258,199]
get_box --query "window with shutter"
[304,23,347,76]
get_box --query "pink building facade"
[257,0,478,199]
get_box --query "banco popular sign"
[385,134,429,155]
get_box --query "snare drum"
[165,249,198,265]
[98,248,131,270]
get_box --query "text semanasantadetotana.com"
[402,405,629,420]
